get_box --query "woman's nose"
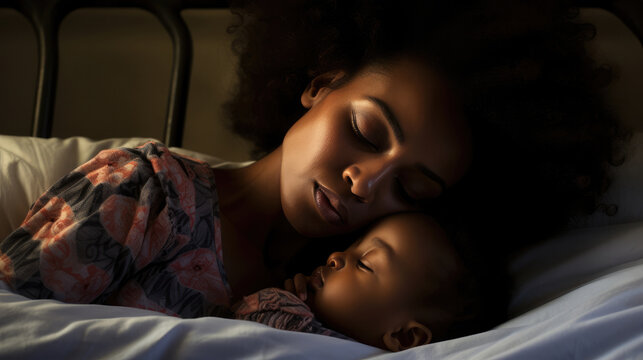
[326,252,345,270]
[343,159,393,202]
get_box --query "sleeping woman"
[0,0,629,333]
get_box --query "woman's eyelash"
[351,110,378,151]
[357,260,373,272]
[395,178,416,205]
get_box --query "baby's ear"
[300,70,347,109]
[382,320,432,352]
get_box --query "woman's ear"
[300,70,347,109]
[382,320,432,352]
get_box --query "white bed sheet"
[1,134,642,359]
[2,251,641,359]
[0,281,382,359]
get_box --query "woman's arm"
[0,142,232,317]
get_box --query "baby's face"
[305,213,456,348]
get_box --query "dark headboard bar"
[149,2,192,147]
[2,0,63,140]
[1,0,228,147]
[30,2,58,140]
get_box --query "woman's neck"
[213,147,285,248]
[212,147,310,295]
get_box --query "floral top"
[233,287,351,340]
[0,141,233,317]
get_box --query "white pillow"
[0,136,159,239]
[508,133,643,315]
[508,220,643,316]
[570,131,643,228]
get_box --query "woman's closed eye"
[351,109,379,152]
[395,177,417,206]
[357,259,373,272]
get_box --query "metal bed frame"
[0,0,639,148]
[0,0,227,147]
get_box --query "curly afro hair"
[224,0,631,251]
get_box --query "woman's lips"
[314,182,347,226]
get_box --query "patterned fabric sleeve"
[0,141,232,317]
[233,287,352,340]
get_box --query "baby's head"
[304,212,474,351]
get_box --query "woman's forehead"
[344,61,473,186]
[348,58,465,136]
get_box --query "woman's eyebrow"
[365,96,446,193]
[366,96,404,143]
[415,163,447,193]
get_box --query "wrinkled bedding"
[1,134,642,359]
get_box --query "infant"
[229,212,476,351]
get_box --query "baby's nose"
[326,252,345,270]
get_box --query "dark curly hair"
[224,0,631,252]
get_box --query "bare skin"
[284,213,463,351]
[213,56,472,300]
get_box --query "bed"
[1,1,642,359]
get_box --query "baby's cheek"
[316,289,389,344]
[315,284,364,326]
[311,284,340,321]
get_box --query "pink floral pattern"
[0,142,232,318]
[150,148,196,229]
[21,197,74,241]
[100,195,141,248]
[79,148,139,187]
[234,288,351,340]
[40,237,111,303]
[170,248,231,305]
[135,207,175,269]
[0,252,13,284]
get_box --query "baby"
[229,212,477,351]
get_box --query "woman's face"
[280,57,472,237]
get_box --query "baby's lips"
[292,273,308,300]
[308,267,324,290]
